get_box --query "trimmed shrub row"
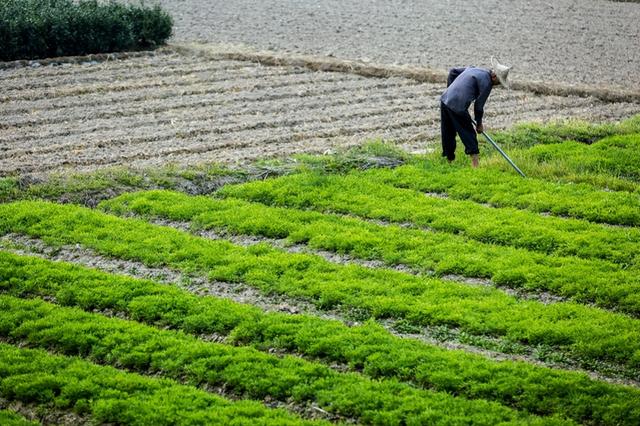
[0,0,172,61]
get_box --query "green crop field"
[1,117,639,425]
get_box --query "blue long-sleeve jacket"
[440,67,493,126]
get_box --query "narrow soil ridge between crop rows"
[1,100,433,159]
[0,49,170,71]
[173,43,640,104]
[2,233,636,388]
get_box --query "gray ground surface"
[2,49,638,176]
[158,0,640,90]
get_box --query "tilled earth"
[2,48,638,176]
[156,0,640,90]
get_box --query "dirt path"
[2,47,638,177]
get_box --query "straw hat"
[491,56,512,89]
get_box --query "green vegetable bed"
[1,118,639,424]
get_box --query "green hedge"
[0,0,172,61]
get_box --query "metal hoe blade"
[472,120,526,177]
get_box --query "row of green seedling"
[359,160,639,226]
[1,294,566,425]
[1,201,638,375]
[101,190,640,315]
[487,116,640,191]
[0,344,320,426]
[0,410,37,426]
[218,171,640,269]
[2,251,639,425]
[514,133,640,189]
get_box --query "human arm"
[473,73,493,127]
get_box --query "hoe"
[472,119,526,177]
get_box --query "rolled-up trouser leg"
[450,110,480,155]
[440,102,457,161]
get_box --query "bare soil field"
[1,46,638,177]
[155,0,640,90]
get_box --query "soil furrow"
[1,110,442,174]
[0,69,375,117]
[0,66,313,103]
[5,97,632,176]
[0,73,380,126]
[1,92,436,158]
[0,49,176,73]
[1,81,436,147]
[3,49,638,177]
[0,54,186,80]
[1,93,604,163]
[3,85,437,146]
[0,60,255,91]
[89,126,437,173]
[4,93,436,152]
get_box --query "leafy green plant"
[481,116,640,189]
[490,116,640,148]
[1,201,638,373]
[2,251,638,424]
[100,188,640,327]
[0,410,38,426]
[216,174,640,312]
[0,343,319,425]
[361,162,640,226]
[0,295,562,425]
[523,134,640,182]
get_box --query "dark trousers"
[440,102,479,161]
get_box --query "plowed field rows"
[2,48,639,176]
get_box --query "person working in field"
[440,57,511,167]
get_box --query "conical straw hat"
[491,56,512,89]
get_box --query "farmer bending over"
[440,57,511,167]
